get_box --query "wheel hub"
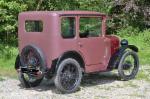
[63,71,73,81]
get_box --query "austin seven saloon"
[15,11,139,93]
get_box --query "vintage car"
[15,11,139,93]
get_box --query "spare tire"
[18,45,46,87]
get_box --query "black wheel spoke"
[122,54,135,76]
[54,58,82,93]
[118,51,139,81]
[59,63,79,90]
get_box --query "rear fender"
[55,51,85,72]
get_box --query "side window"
[79,17,102,38]
[25,20,43,32]
[61,17,75,38]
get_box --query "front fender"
[108,44,138,69]
[128,45,138,52]
[119,45,138,54]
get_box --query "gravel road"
[0,72,150,99]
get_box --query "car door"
[78,16,109,67]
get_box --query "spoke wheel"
[54,58,82,93]
[118,50,139,81]
[16,45,46,87]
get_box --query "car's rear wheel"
[15,45,46,88]
[54,58,82,93]
[118,50,139,80]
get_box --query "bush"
[139,29,150,44]
[116,26,140,37]
[0,44,18,77]
[0,44,18,60]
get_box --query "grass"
[121,36,150,64]
[0,44,18,78]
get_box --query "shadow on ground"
[81,72,119,87]
[0,76,5,81]
[18,71,119,94]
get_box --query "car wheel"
[17,45,46,88]
[54,58,82,93]
[118,50,139,81]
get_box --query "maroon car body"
[16,11,139,93]
[18,11,119,72]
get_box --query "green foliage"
[119,28,150,65]
[139,29,150,44]
[118,28,150,81]
[0,0,149,44]
[0,0,27,45]
[0,44,18,60]
[108,0,150,33]
[116,26,140,37]
[0,44,18,77]
[0,44,18,74]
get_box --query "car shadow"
[81,72,119,87]
[18,71,120,94]
[18,78,56,92]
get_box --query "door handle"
[78,42,83,47]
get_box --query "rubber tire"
[118,51,139,81]
[54,58,82,93]
[15,55,29,87]
[18,72,43,88]
[17,45,46,88]
[15,55,20,70]
[15,54,44,88]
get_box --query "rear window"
[25,20,43,32]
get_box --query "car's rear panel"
[18,12,60,68]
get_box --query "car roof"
[19,11,106,16]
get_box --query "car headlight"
[121,39,128,46]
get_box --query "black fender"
[128,45,138,52]
[108,45,138,69]
[119,45,138,53]
[118,45,138,56]
[44,51,85,78]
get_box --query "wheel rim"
[60,63,79,90]
[122,53,137,76]
[21,47,43,83]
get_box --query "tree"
[0,0,149,45]
[0,0,27,45]
[108,0,150,32]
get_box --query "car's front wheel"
[118,50,139,80]
[54,58,82,93]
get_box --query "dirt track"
[0,72,150,99]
